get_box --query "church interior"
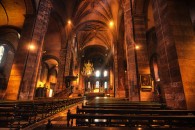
[0,0,195,129]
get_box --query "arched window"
[96,81,99,88]
[104,82,108,89]
[0,46,4,63]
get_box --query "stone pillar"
[5,0,52,100]
[123,0,139,101]
[28,0,52,100]
[55,49,66,93]
[64,40,72,77]
[109,68,114,96]
[133,15,150,74]
[5,15,35,100]
[152,0,194,109]
[133,14,151,101]
[113,42,119,97]
[126,44,139,101]
[116,40,126,98]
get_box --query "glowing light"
[68,20,71,25]
[18,33,21,39]
[104,82,108,89]
[38,81,44,88]
[156,78,160,82]
[95,70,101,77]
[49,89,53,97]
[29,44,35,50]
[104,70,108,77]
[135,45,140,50]
[109,21,114,27]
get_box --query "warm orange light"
[29,44,35,50]
[49,89,53,97]
[68,20,71,25]
[38,81,44,88]
[109,21,114,28]
[135,45,140,50]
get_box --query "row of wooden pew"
[0,97,83,129]
[67,97,195,128]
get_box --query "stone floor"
[23,100,85,130]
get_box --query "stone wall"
[123,0,139,101]
[152,0,189,109]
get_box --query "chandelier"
[81,61,94,77]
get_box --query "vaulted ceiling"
[50,0,123,68]
[0,0,26,28]
[72,0,122,68]
[0,0,139,69]
[74,0,122,50]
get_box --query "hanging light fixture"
[81,60,94,77]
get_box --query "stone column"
[64,40,72,77]
[133,15,150,74]
[28,0,52,100]
[55,49,66,93]
[133,14,151,101]
[116,40,126,98]
[126,44,139,101]
[123,0,139,101]
[5,0,52,100]
[5,14,36,100]
[113,42,119,97]
[152,0,194,109]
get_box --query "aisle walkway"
[23,100,85,130]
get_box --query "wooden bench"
[82,105,163,110]
[67,97,195,128]
[0,97,84,129]
[48,127,195,130]
[84,100,167,109]
[67,112,195,128]
[0,103,37,128]
[77,107,195,115]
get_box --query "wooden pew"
[86,103,166,108]
[67,97,195,128]
[77,107,195,115]
[45,127,195,130]
[82,105,163,110]
[0,97,84,129]
[0,103,37,128]
[67,112,195,128]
